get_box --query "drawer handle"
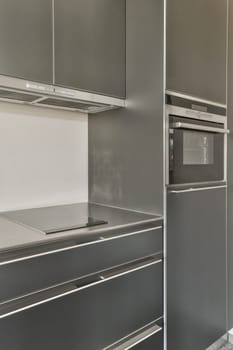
[172,121,229,134]
[0,226,162,266]
[169,184,227,194]
[104,320,163,350]
[0,257,162,319]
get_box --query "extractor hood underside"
[0,75,126,114]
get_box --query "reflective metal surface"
[0,75,126,114]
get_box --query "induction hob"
[2,204,108,235]
[43,217,107,234]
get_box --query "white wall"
[0,102,88,211]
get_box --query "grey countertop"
[0,202,163,253]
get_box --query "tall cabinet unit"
[0,0,53,83]
[89,0,164,215]
[54,0,126,97]
[166,0,228,104]
[167,187,227,350]
[228,0,233,331]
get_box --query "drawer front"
[104,319,163,350]
[134,331,163,350]
[0,226,162,302]
[0,259,163,350]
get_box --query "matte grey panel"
[166,0,227,104]
[54,0,126,98]
[167,187,226,350]
[133,331,163,350]
[88,0,164,215]
[0,0,52,83]
[0,227,162,302]
[228,0,233,330]
[0,263,163,350]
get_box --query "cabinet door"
[54,0,126,97]
[0,259,163,350]
[167,187,226,350]
[166,0,227,104]
[228,0,233,330]
[0,0,53,83]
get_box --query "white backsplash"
[0,101,88,211]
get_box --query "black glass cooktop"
[2,204,108,235]
[44,217,107,234]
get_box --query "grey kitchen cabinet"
[54,0,126,98]
[107,319,163,349]
[0,259,163,350]
[0,224,163,303]
[167,187,227,350]
[228,0,233,330]
[89,0,164,214]
[133,330,163,350]
[166,0,227,104]
[0,0,53,83]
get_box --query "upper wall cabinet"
[0,0,53,84]
[166,0,227,105]
[54,0,126,98]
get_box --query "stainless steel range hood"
[0,75,126,114]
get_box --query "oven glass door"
[169,128,224,185]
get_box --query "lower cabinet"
[167,187,226,350]
[0,225,162,303]
[0,258,163,350]
[134,331,163,350]
[105,318,163,350]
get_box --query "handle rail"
[169,184,227,194]
[0,256,162,319]
[172,121,229,134]
[104,320,163,350]
[0,225,162,266]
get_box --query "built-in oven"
[166,102,229,187]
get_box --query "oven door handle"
[172,122,229,134]
[168,184,227,194]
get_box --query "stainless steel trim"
[166,104,227,125]
[52,0,55,85]
[53,86,126,108]
[104,323,163,350]
[167,180,226,189]
[0,258,162,319]
[166,90,227,109]
[31,96,48,104]
[34,102,81,113]
[0,97,32,106]
[89,201,163,217]
[172,121,229,134]
[226,0,229,338]
[0,75,126,113]
[168,185,227,194]
[99,258,162,282]
[104,318,163,350]
[0,226,162,266]
[163,0,168,348]
[25,82,54,94]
